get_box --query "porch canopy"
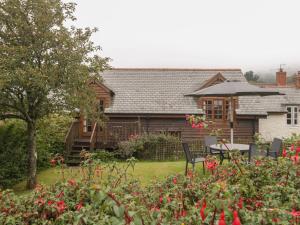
[187,80,284,144]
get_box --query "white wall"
[259,114,300,141]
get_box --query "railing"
[89,122,98,150]
[64,120,80,158]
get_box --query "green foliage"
[118,133,181,159]
[0,115,71,188]
[1,153,300,224]
[0,121,27,188]
[36,114,72,167]
[93,150,117,162]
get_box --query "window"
[202,98,230,120]
[287,106,298,126]
[99,99,105,112]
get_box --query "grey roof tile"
[101,69,245,114]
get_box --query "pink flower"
[173,177,177,184]
[34,197,45,206]
[296,147,300,154]
[50,159,56,167]
[291,153,299,164]
[68,179,76,186]
[291,209,300,217]
[238,198,243,209]
[290,145,295,151]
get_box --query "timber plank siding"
[102,116,258,146]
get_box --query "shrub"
[93,150,116,162]
[0,121,27,188]
[118,133,181,159]
[0,114,72,188]
[0,149,299,224]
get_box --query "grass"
[13,161,206,194]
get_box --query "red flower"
[173,177,177,184]
[291,153,299,164]
[296,147,300,154]
[181,210,187,217]
[291,209,300,217]
[50,159,56,166]
[290,145,295,151]
[167,196,172,203]
[56,200,66,213]
[282,148,287,157]
[159,196,163,203]
[47,200,55,206]
[205,160,218,172]
[200,199,207,221]
[238,198,243,209]
[232,211,241,225]
[219,210,226,225]
[68,179,76,186]
[75,202,83,211]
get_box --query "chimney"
[276,68,287,86]
[296,71,300,88]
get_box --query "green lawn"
[13,161,205,194]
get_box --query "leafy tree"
[244,70,260,82]
[0,0,110,189]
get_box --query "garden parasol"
[186,80,284,144]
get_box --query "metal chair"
[248,143,266,163]
[182,142,206,175]
[204,136,218,155]
[267,138,283,159]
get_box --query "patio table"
[209,143,250,153]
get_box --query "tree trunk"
[26,121,37,189]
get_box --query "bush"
[0,114,72,188]
[118,133,181,159]
[93,150,116,162]
[0,150,299,224]
[0,121,27,188]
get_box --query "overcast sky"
[71,0,300,73]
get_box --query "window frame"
[201,97,236,121]
[286,106,298,126]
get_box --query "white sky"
[71,0,300,72]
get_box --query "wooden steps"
[66,138,90,166]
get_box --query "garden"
[0,117,300,224]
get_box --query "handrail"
[89,122,98,150]
[64,121,75,144]
[64,121,79,159]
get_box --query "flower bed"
[1,148,300,224]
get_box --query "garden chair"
[204,136,218,155]
[266,138,282,159]
[248,143,267,163]
[204,136,229,164]
[182,142,206,175]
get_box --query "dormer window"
[287,106,298,126]
[202,98,230,120]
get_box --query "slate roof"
[237,87,300,115]
[100,68,300,116]
[101,68,245,114]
